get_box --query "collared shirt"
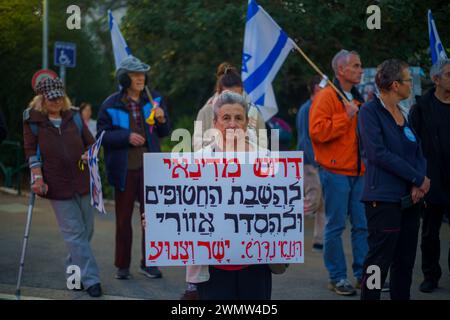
[127,96,142,129]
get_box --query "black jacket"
[409,88,450,204]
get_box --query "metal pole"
[42,0,48,69]
[291,41,351,105]
[15,192,36,299]
[60,65,66,87]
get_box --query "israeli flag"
[88,131,107,214]
[428,10,447,65]
[242,0,294,121]
[108,10,132,70]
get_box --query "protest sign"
[144,151,304,266]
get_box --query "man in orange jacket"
[309,49,368,296]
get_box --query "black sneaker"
[419,279,438,293]
[328,279,357,296]
[86,283,103,297]
[140,266,162,279]
[70,283,84,291]
[180,290,199,300]
[312,243,324,252]
[115,268,131,280]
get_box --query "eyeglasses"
[397,78,413,83]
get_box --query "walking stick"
[15,191,36,299]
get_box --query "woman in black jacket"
[358,59,429,300]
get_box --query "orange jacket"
[309,86,365,176]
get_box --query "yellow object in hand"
[78,160,85,171]
[146,109,156,126]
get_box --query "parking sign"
[54,42,76,68]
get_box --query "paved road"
[1,191,449,300]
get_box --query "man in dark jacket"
[0,110,7,143]
[410,58,450,293]
[97,56,171,280]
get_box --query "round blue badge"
[404,127,416,142]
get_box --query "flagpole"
[291,41,351,104]
[144,86,155,106]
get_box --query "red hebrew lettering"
[274,158,288,177]
[148,241,164,261]
[172,158,189,179]
[179,241,191,261]
[204,158,221,179]
[212,240,230,262]
[197,241,212,259]
[188,159,202,179]
[253,158,275,178]
[163,158,172,170]
[164,241,171,258]
[253,240,262,259]
[245,241,253,259]
[287,158,302,178]
[222,158,241,178]
[170,241,180,260]
[292,241,302,257]
[279,240,288,258]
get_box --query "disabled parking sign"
[54,42,76,68]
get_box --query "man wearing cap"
[97,56,171,280]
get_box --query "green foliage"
[1,0,449,148]
[0,0,115,143]
[122,0,449,130]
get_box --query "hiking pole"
[15,191,36,299]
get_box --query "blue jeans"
[318,168,368,282]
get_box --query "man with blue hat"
[97,56,171,280]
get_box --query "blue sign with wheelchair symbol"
[54,42,76,68]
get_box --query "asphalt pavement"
[1,190,449,300]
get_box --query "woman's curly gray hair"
[213,91,249,121]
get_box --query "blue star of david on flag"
[241,0,294,121]
[242,54,252,73]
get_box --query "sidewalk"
[1,191,449,300]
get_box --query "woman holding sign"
[23,77,103,297]
[187,91,272,300]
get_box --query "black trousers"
[421,203,450,283]
[197,265,272,300]
[360,201,421,300]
